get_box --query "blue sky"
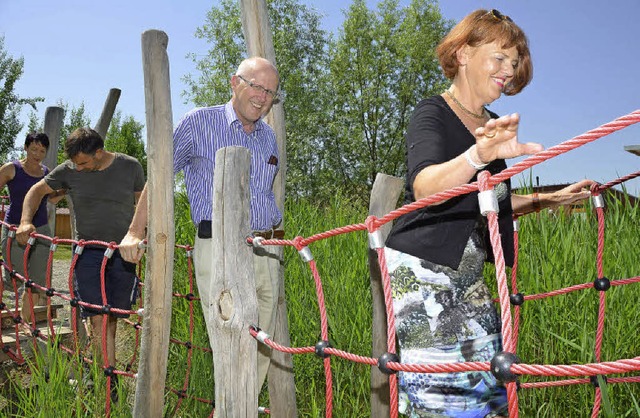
[1,0,639,193]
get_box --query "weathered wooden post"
[369,173,403,417]
[42,107,63,236]
[133,29,175,418]
[209,146,258,416]
[239,0,297,416]
[94,88,122,139]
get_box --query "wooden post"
[133,29,175,418]
[42,106,63,236]
[368,173,403,418]
[239,1,297,416]
[94,88,122,139]
[209,146,258,417]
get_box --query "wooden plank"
[94,88,122,139]
[43,107,63,239]
[133,29,176,418]
[1,304,64,329]
[1,324,74,361]
[239,1,296,415]
[368,173,403,418]
[209,147,257,417]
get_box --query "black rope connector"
[125,364,132,372]
[590,375,608,387]
[509,293,525,306]
[0,302,6,311]
[13,315,22,324]
[593,277,610,292]
[2,346,10,353]
[101,304,112,314]
[103,366,115,377]
[185,293,195,301]
[490,351,521,383]
[177,389,187,399]
[377,352,400,375]
[45,287,55,297]
[9,270,17,278]
[184,341,193,350]
[134,322,142,330]
[31,328,41,338]
[70,298,80,307]
[314,340,332,358]
[24,280,34,289]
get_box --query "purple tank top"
[4,160,49,226]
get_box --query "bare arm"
[119,183,148,263]
[0,162,15,190]
[413,114,543,201]
[16,180,54,245]
[47,189,66,205]
[511,179,595,216]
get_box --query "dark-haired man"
[17,127,144,398]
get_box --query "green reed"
[6,189,639,417]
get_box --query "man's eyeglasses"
[236,74,280,103]
[486,9,512,23]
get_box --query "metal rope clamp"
[298,246,314,262]
[592,194,605,209]
[368,230,384,249]
[478,189,499,216]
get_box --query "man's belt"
[252,229,285,240]
[197,220,284,240]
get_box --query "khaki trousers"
[194,235,280,394]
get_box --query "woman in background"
[0,132,61,325]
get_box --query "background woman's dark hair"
[24,132,50,150]
[64,127,104,159]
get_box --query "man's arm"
[119,183,148,263]
[16,179,54,245]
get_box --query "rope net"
[0,109,638,417]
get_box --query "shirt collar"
[224,101,265,132]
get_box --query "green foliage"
[325,0,451,201]
[0,36,44,160]
[54,101,92,164]
[184,0,453,203]
[105,111,148,176]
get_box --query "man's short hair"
[65,127,104,159]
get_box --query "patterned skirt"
[385,236,508,418]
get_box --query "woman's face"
[25,141,48,164]
[462,41,519,104]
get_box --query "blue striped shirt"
[173,102,282,230]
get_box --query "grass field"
[2,191,639,417]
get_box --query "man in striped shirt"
[119,56,282,393]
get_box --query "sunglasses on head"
[486,9,512,23]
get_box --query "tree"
[325,0,452,200]
[183,0,332,198]
[183,0,452,203]
[0,36,44,160]
[105,111,147,175]
[56,101,92,164]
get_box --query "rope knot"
[477,170,492,192]
[364,215,379,233]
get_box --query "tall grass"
[5,190,640,417]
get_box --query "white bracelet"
[464,145,488,170]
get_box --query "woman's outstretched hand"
[474,113,544,164]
